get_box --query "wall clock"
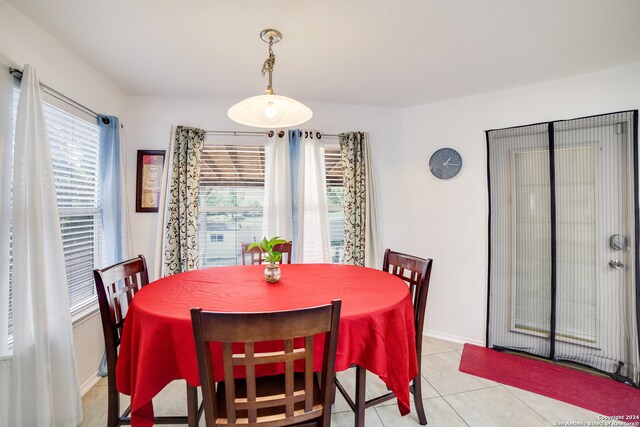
[429,148,463,180]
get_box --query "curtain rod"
[9,67,99,119]
[8,68,341,138]
[206,130,339,138]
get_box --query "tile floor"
[79,337,605,426]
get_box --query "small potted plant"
[248,236,288,283]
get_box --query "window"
[198,142,265,266]
[197,138,346,267]
[209,234,224,243]
[8,88,102,342]
[325,146,345,263]
[44,102,102,311]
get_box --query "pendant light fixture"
[228,29,312,128]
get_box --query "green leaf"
[268,236,287,246]
[247,236,288,265]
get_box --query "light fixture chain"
[261,37,276,95]
[261,40,275,77]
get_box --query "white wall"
[3,0,640,397]
[400,62,640,345]
[0,0,127,395]
[0,1,125,119]
[124,96,404,275]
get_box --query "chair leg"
[186,384,198,427]
[107,377,120,427]
[412,374,427,425]
[354,366,366,427]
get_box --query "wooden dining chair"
[190,300,341,427]
[94,255,200,427]
[333,249,433,425]
[240,241,293,265]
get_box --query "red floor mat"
[459,343,640,418]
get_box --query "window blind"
[196,140,346,267]
[7,90,102,342]
[43,102,102,311]
[198,143,265,267]
[325,146,345,263]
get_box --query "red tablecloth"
[116,264,418,426]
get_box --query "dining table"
[116,263,418,427]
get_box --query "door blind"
[486,111,639,386]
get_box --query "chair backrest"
[191,300,341,427]
[382,249,433,342]
[93,255,149,369]
[240,241,293,265]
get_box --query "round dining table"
[116,263,418,426]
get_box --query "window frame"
[197,135,346,267]
[6,88,103,351]
[42,98,103,320]
[198,136,267,267]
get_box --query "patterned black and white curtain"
[162,125,205,275]
[339,131,381,267]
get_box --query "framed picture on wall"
[136,150,166,212]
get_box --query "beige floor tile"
[80,379,199,427]
[334,364,439,409]
[445,385,551,427]
[79,386,131,427]
[423,350,497,396]
[422,336,464,355]
[94,376,108,387]
[365,368,439,408]
[152,380,191,417]
[331,408,384,427]
[504,385,604,424]
[78,384,110,427]
[79,338,611,427]
[376,396,467,427]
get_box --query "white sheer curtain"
[8,65,82,426]
[153,125,177,280]
[0,60,14,427]
[291,130,330,263]
[263,131,293,242]
[362,135,381,267]
[262,129,330,262]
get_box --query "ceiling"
[7,0,640,108]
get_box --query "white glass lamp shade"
[227,94,313,128]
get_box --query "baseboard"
[80,372,102,396]
[423,329,484,347]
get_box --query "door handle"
[609,260,624,270]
